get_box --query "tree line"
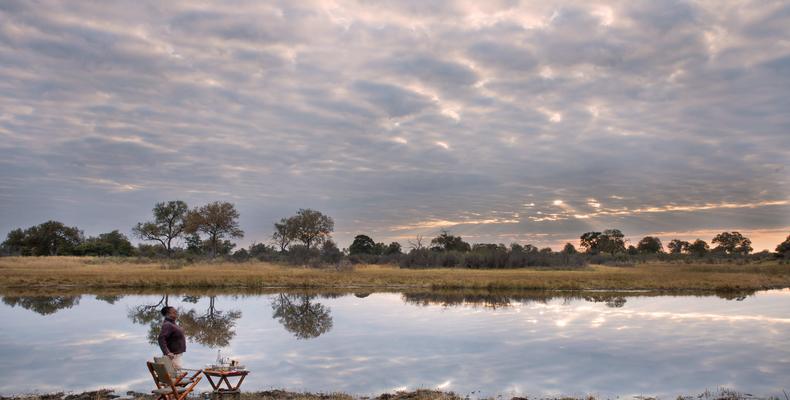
[2,199,789,267]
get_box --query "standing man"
[158,306,186,370]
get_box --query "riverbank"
[0,257,788,292]
[0,388,769,400]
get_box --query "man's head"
[161,306,178,320]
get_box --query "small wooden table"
[202,369,249,399]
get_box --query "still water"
[0,290,788,398]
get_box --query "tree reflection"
[179,296,241,348]
[95,295,123,304]
[401,292,516,309]
[128,295,241,348]
[583,294,627,308]
[2,296,81,315]
[271,294,333,339]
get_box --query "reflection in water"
[0,289,786,398]
[271,294,333,339]
[2,296,81,315]
[401,290,760,310]
[128,295,241,348]
[583,294,626,308]
[179,297,241,348]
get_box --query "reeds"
[0,257,788,291]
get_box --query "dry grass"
[0,388,776,400]
[0,256,788,292]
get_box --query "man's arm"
[158,323,173,355]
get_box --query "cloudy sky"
[1,0,788,251]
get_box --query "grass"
[0,256,789,292]
[0,388,780,400]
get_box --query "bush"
[286,245,320,265]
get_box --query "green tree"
[1,228,26,255]
[430,230,471,252]
[12,221,84,256]
[561,243,577,254]
[320,240,343,263]
[637,236,663,254]
[687,239,710,257]
[288,209,334,250]
[580,229,626,254]
[349,234,377,255]
[383,242,402,255]
[667,239,689,254]
[712,231,752,255]
[272,217,297,252]
[776,234,790,258]
[132,200,189,256]
[185,202,244,257]
[600,229,626,254]
[76,230,134,256]
[579,232,602,254]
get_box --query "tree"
[600,229,626,254]
[1,228,26,255]
[430,230,471,252]
[75,230,134,256]
[561,243,577,255]
[637,236,663,254]
[320,240,343,263]
[287,209,334,250]
[349,234,377,255]
[7,221,83,256]
[776,235,790,258]
[132,200,189,256]
[248,242,277,260]
[185,202,244,257]
[579,232,602,254]
[272,217,297,252]
[408,235,425,250]
[667,239,689,254]
[687,239,709,257]
[383,242,402,255]
[712,231,752,255]
[580,229,626,254]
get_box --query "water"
[0,290,788,398]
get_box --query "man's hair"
[161,306,175,317]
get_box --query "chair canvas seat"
[147,361,203,400]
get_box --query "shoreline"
[1,257,789,292]
[0,388,775,400]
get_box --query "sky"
[0,0,788,251]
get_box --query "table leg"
[233,374,247,390]
[204,375,220,391]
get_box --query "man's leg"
[171,353,183,370]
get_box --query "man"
[158,306,186,370]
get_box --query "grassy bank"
[0,388,775,400]
[0,257,788,292]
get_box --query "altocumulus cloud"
[0,0,788,250]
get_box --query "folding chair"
[147,361,202,400]
[154,356,202,386]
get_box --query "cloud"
[0,0,788,250]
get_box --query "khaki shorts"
[171,353,183,370]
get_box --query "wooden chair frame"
[153,356,203,386]
[147,361,202,400]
